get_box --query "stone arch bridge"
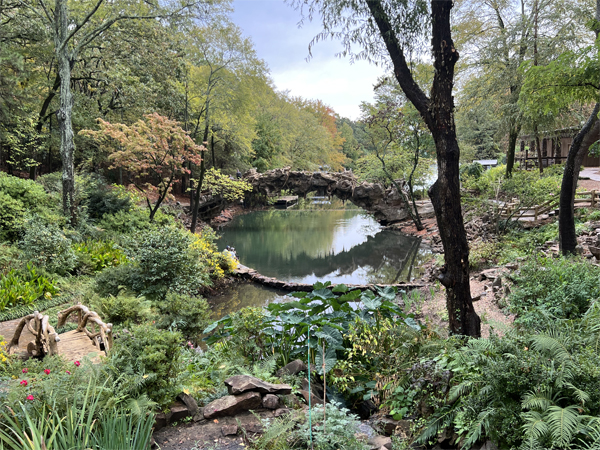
[243,167,409,225]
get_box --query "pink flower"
[43,369,51,375]
[22,368,28,374]
[66,371,71,375]
[26,395,34,401]
[74,361,80,367]
[20,380,27,386]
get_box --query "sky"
[229,0,386,120]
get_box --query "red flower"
[26,395,34,401]
[20,380,27,386]
[74,361,80,367]
[22,368,28,374]
[66,371,71,375]
[43,369,51,375]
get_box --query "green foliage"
[204,167,252,201]
[0,191,25,241]
[459,162,484,181]
[90,291,153,326]
[205,283,422,370]
[108,324,184,408]
[0,264,59,311]
[85,181,132,220]
[19,216,77,275]
[95,226,210,300]
[0,380,154,450]
[0,172,51,211]
[154,293,210,344]
[508,256,600,326]
[72,239,126,274]
[97,207,174,235]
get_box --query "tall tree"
[519,0,599,255]
[299,0,481,335]
[18,0,206,223]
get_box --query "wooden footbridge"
[0,303,112,362]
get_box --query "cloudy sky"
[230,0,386,120]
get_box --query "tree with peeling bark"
[296,0,480,336]
[519,0,600,255]
[80,113,205,221]
[16,0,210,223]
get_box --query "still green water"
[211,202,430,315]
[217,209,429,285]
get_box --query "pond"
[210,198,430,314]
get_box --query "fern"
[416,406,457,444]
[461,407,495,450]
[546,405,582,448]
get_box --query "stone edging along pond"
[234,264,427,292]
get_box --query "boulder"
[368,435,392,450]
[177,392,199,417]
[225,375,292,395]
[203,391,262,419]
[276,359,307,377]
[273,407,291,417]
[298,389,324,406]
[168,402,190,423]
[262,394,282,410]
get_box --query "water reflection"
[218,209,429,285]
[207,283,290,318]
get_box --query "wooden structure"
[500,190,598,221]
[2,303,112,361]
[517,126,600,169]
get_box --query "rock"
[221,424,238,436]
[505,263,518,270]
[480,440,499,450]
[589,246,600,260]
[355,422,377,439]
[376,417,410,436]
[504,285,511,296]
[368,435,393,449]
[492,276,502,288]
[154,413,168,431]
[192,412,204,423]
[203,391,262,419]
[276,359,307,377]
[273,407,291,417]
[298,389,323,406]
[301,378,324,399]
[262,394,282,410]
[576,244,584,255]
[168,402,190,423]
[472,294,481,302]
[225,375,292,395]
[177,392,199,417]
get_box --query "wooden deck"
[0,319,101,362]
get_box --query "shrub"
[0,172,51,211]
[0,264,59,311]
[91,291,153,326]
[108,325,184,407]
[508,256,600,326]
[84,180,131,220]
[97,208,173,235]
[123,226,210,299]
[19,216,77,275]
[73,239,126,274]
[93,263,136,297]
[154,293,210,344]
[0,191,26,241]
[190,227,238,278]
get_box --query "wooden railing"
[500,190,598,220]
[7,311,60,357]
[57,303,113,353]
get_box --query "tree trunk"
[54,0,77,224]
[366,0,480,336]
[190,157,206,233]
[505,122,521,178]
[559,105,600,255]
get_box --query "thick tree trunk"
[54,0,77,223]
[559,105,600,255]
[190,157,206,233]
[366,0,480,336]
